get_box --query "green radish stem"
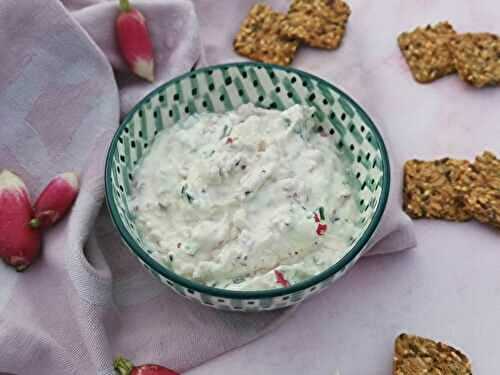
[119,0,132,12]
[113,356,134,375]
[29,218,41,229]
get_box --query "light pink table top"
[187,0,500,373]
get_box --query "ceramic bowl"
[105,62,390,311]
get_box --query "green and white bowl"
[105,62,390,312]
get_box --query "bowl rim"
[105,61,391,300]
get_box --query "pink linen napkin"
[0,1,415,374]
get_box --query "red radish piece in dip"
[274,269,290,288]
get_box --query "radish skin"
[30,172,79,229]
[114,357,179,375]
[116,0,155,82]
[0,170,41,271]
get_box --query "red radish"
[313,210,328,236]
[316,223,328,236]
[274,269,290,288]
[116,0,155,82]
[29,172,79,230]
[0,170,41,271]
[114,357,179,375]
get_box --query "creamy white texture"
[131,104,360,290]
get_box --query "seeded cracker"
[233,4,299,66]
[451,33,500,87]
[281,0,351,49]
[393,333,472,375]
[403,158,471,221]
[398,22,457,83]
[457,151,500,229]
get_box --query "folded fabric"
[0,0,415,374]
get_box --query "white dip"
[131,104,360,291]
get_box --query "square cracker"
[398,22,457,83]
[456,151,500,228]
[233,4,299,66]
[393,333,472,375]
[281,0,351,49]
[450,33,500,87]
[403,158,471,221]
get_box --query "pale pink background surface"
[0,0,498,373]
[186,0,500,374]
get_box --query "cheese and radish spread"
[131,104,361,291]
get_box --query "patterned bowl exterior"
[105,62,390,311]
